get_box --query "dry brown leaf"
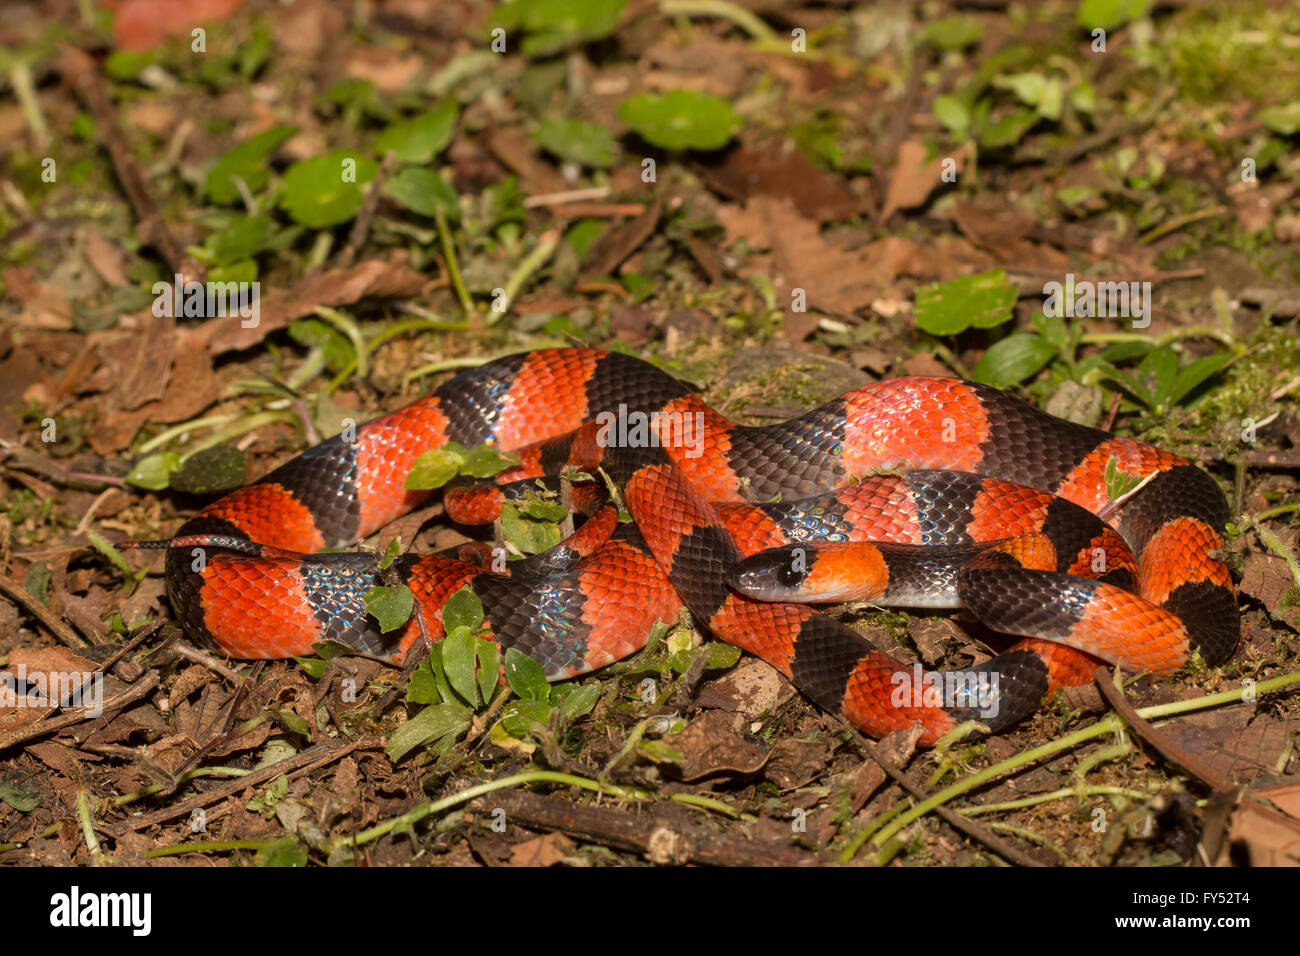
[880,139,971,222]
[506,832,575,867]
[1217,796,1300,866]
[199,255,427,355]
[82,227,130,287]
[662,709,768,781]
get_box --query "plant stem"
[435,206,475,320]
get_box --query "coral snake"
[135,348,1238,745]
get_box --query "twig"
[110,736,365,834]
[523,186,612,208]
[59,46,197,279]
[338,150,398,266]
[0,574,89,650]
[0,670,160,753]
[1092,666,1237,794]
[469,789,816,866]
[843,724,1049,867]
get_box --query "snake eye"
[778,564,805,588]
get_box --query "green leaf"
[493,0,627,57]
[557,682,600,721]
[1078,0,1151,31]
[385,702,470,761]
[374,102,458,163]
[973,334,1056,388]
[504,647,549,701]
[383,167,460,219]
[124,451,180,490]
[206,126,298,204]
[407,658,442,705]
[933,94,970,136]
[977,108,1040,148]
[914,269,1018,336]
[364,584,414,633]
[442,627,480,705]
[1104,455,1146,501]
[500,501,564,554]
[371,537,401,571]
[442,587,484,631]
[404,444,468,490]
[500,698,553,736]
[288,317,355,370]
[1257,103,1300,137]
[168,444,247,494]
[993,73,1063,121]
[207,214,276,265]
[535,118,619,168]
[294,656,328,678]
[1169,352,1231,405]
[477,639,501,705]
[918,15,983,50]
[619,90,742,151]
[459,445,522,479]
[255,836,308,867]
[0,782,39,812]
[280,151,377,229]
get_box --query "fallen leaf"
[506,832,575,867]
[880,140,971,222]
[82,227,130,287]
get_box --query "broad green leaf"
[933,95,970,135]
[500,698,553,736]
[0,782,38,812]
[374,102,458,163]
[207,214,275,265]
[442,587,485,631]
[914,269,1017,336]
[556,682,600,721]
[492,0,627,57]
[476,639,501,705]
[255,836,309,867]
[407,658,442,705]
[994,73,1063,120]
[978,108,1040,148]
[206,126,298,204]
[441,627,480,705]
[504,646,549,701]
[280,151,377,228]
[535,118,619,168]
[459,445,522,479]
[1078,0,1151,31]
[500,501,564,554]
[973,333,1056,388]
[1258,103,1300,137]
[918,15,982,50]
[288,317,354,370]
[619,91,742,151]
[168,444,247,494]
[124,451,180,490]
[383,167,460,219]
[385,702,470,761]
[364,584,414,633]
[404,444,468,489]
